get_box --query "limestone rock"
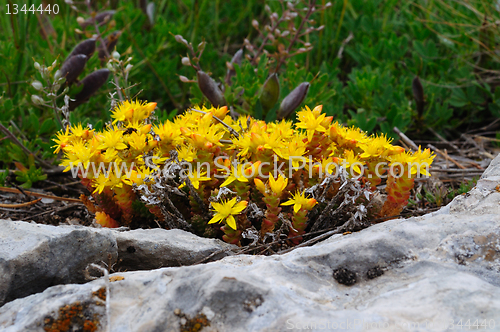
[0,220,117,307]
[114,228,234,271]
[0,222,234,307]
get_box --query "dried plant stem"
[190,108,240,138]
[274,0,317,73]
[394,126,419,151]
[0,123,53,169]
[251,17,286,66]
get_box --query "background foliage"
[1,0,500,179]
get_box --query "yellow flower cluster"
[53,101,434,243]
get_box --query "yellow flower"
[268,174,288,196]
[98,128,128,150]
[282,190,317,213]
[208,197,248,230]
[220,161,262,187]
[179,170,211,190]
[410,147,435,176]
[61,140,96,171]
[52,126,71,153]
[70,123,94,140]
[176,145,196,162]
[111,100,156,124]
[295,106,327,141]
[92,172,123,194]
[341,150,364,174]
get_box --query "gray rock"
[0,221,117,307]
[115,228,234,271]
[1,154,500,331]
[0,222,234,307]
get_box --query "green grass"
[1,0,500,172]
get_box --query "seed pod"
[60,54,88,85]
[197,71,225,107]
[224,49,243,85]
[31,80,43,91]
[31,95,44,105]
[79,10,116,29]
[260,73,280,112]
[66,39,96,60]
[175,35,189,47]
[412,76,425,119]
[98,31,121,61]
[69,69,110,110]
[277,82,310,120]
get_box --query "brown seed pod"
[69,69,110,110]
[59,54,88,85]
[98,31,122,61]
[66,39,96,60]
[197,70,225,107]
[277,82,310,120]
[79,10,116,29]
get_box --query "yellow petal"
[226,215,237,230]
[208,214,223,224]
[281,199,295,206]
[220,176,235,188]
[294,203,302,213]
[231,200,248,214]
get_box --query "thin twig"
[0,186,82,203]
[426,126,464,156]
[0,198,42,208]
[394,126,419,151]
[275,0,317,73]
[190,108,240,138]
[427,144,466,169]
[0,123,54,169]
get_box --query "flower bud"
[125,64,133,73]
[175,35,189,47]
[252,19,259,29]
[54,70,61,81]
[77,17,85,25]
[52,59,57,68]
[31,81,43,91]
[34,62,41,70]
[179,75,191,83]
[197,41,206,53]
[181,57,191,66]
[112,51,120,59]
[53,84,61,91]
[277,82,310,120]
[31,95,44,105]
[260,73,280,112]
[197,70,225,107]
